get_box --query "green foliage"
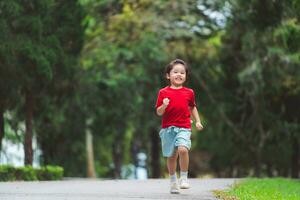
[274,19,300,53]
[36,165,64,180]
[0,165,64,181]
[80,0,170,177]
[0,165,16,181]
[204,0,300,177]
[15,165,38,181]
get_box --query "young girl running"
[155,59,203,194]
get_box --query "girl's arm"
[191,106,203,131]
[156,98,169,116]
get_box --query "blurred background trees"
[0,0,299,178]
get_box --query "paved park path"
[0,178,237,200]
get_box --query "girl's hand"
[195,122,203,131]
[162,98,170,106]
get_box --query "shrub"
[36,165,64,180]
[15,166,38,181]
[0,165,64,181]
[0,165,16,181]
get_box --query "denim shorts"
[159,126,192,157]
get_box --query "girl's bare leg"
[178,146,189,172]
[167,151,178,175]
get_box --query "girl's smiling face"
[166,63,187,87]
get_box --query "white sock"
[180,171,188,180]
[170,173,177,183]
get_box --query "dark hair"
[165,59,189,76]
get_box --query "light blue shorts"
[159,126,192,157]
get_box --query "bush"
[0,165,64,181]
[36,165,64,180]
[0,165,16,181]
[15,165,38,181]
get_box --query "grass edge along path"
[213,178,300,200]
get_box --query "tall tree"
[0,0,85,166]
[208,0,300,177]
[0,0,21,152]
[34,0,85,175]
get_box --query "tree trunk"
[254,152,261,177]
[24,90,33,165]
[266,161,273,177]
[0,107,4,152]
[112,140,123,179]
[131,139,139,178]
[86,128,96,178]
[112,122,125,179]
[291,136,299,178]
[150,127,161,178]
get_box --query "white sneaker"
[179,178,190,189]
[170,182,180,194]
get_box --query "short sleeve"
[155,90,163,108]
[189,89,196,107]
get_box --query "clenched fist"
[163,98,170,106]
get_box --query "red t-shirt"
[155,86,196,129]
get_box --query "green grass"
[214,178,300,200]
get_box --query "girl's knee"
[168,151,178,160]
[178,146,188,155]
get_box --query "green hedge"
[0,165,64,181]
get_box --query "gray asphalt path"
[0,178,237,200]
